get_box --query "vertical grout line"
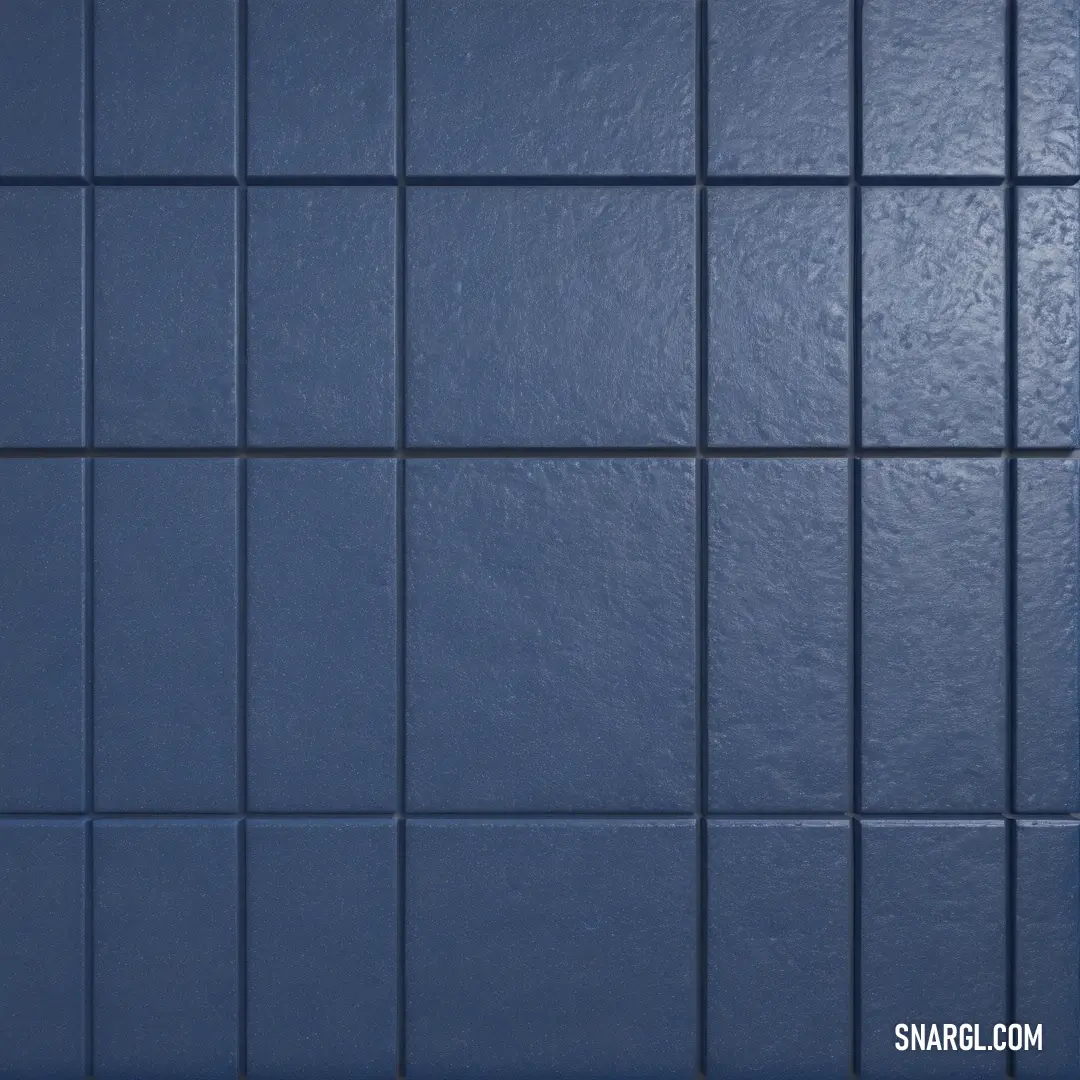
[396,2,407,1077]
[849,1,863,1076]
[236,3,249,1076]
[695,2,709,1078]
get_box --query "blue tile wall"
[2,1,1079,1077]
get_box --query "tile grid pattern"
[3,0,1080,1078]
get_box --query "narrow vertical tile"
[94,459,238,811]
[0,460,85,812]
[861,459,1006,811]
[708,820,850,1078]
[94,187,237,447]
[0,188,85,447]
[94,0,237,177]
[861,821,1006,1079]
[0,821,86,1080]
[1016,460,1080,810]
[247,460,397,811]
[708,459,849,812]
[1015,821,1080,1078]
[246,821,397,1079]
[93,821,238,1080]
[1017,186,1080,447]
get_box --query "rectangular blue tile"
[406,459,696,812]
[861,821,1006,1080]
[707,0,848,176]
[406,819,696,1080]
[1017,460,1080,811]
[0,822,85,1080]
[94,187,237,447]
[0,0,85,177]
[406,188,695,447]
[862,0,1005,175]
[862,187,1005,447]
[0,188,84,447]
[94,0,236,177]
[247,460,396,812]
[247,187,396,447]
[0,460,85,812]
[708,187,848,446]
[1018,187,1080,447]
[1018,0,1080,176]
[94,459,238,812]
[708,820,850,1080]
[246,821,397,1080]
[93,821,238,1080]
[861,459,1005,812]
[1016,822,1080,1079]
[708,460,849,812]
[247,0,396,178]
[406,0,695,176]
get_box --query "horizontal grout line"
[859,174,1005,186]
[3,811,1077,821]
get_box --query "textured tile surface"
[863,0,1005,176]
[247,187,396,447]
[861,459,1005,812]
[247,821,397,1080]
[247,460,397,812]
[94,460,238,812]
[861,821,1006,1079]
[708,821,850,1079]
[708,0,848,176]
[94,0,237,177]
[406,187,695,447]
[406,820,697,1080]
[94,187,237,447]
[0,188,85,447]
[247,0,396,178]
[708,459,849,812]
[708,187,848,446]
[93,821,239,1080]
[406,459,696,812]
[407,0,695,176]
[0,461,85,812]
[862,187,1005,446]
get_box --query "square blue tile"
[1016,822,1080,1079]
[708,187,848,446]
[0,460,85,813]
[1018,186,1080,447]
[94,459,238,812]
[406,188,695,447]
[94,187,237,447]
[707,0,848,176]
[0,0,85,177]
[0,821,86,1079]
[708,821,850,1079]
[247,0,396,177]
[862,187,1005,447]
[406,819,697,1080]
[406,0,695,176]
[246,821,397,1080]
[0,188,85,447]
[861,821,1006,1079]
[862,0,1005,176]
[94,0,236,177]
[708,459,849,812]
[247,460,397,812]
[406,459,696,812]
[1017,460,1080,812]
[247,187,396,447]
[861,459,1006,812]
[1018,0,1080,176]
[93,820,238,1080]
